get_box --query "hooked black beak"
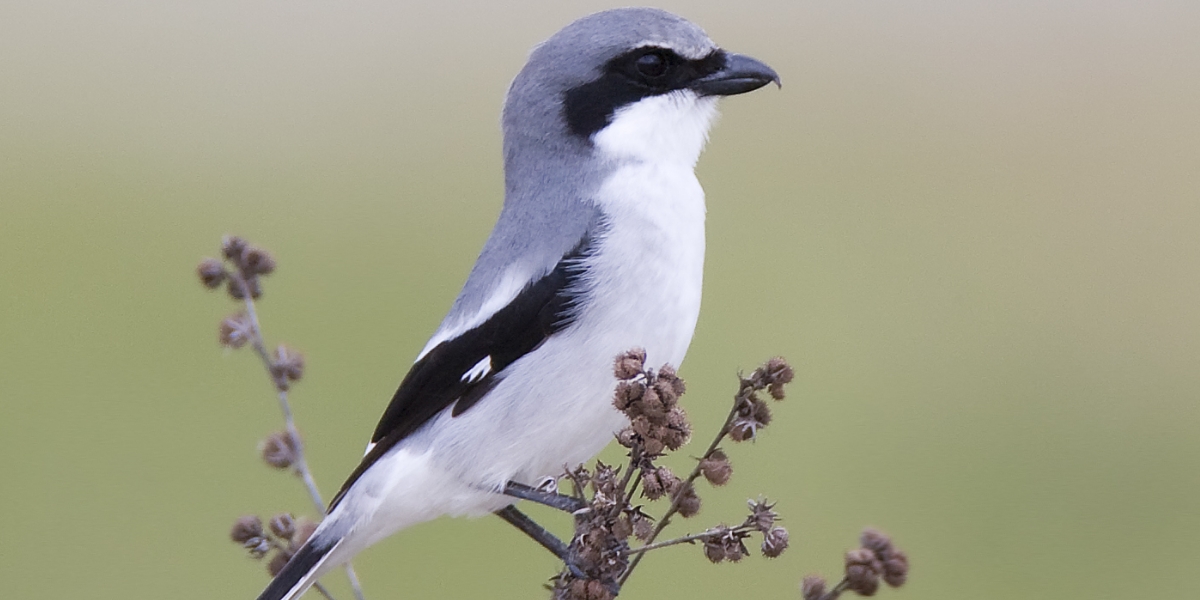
[690,52,781,97]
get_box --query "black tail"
[256,539,335,600]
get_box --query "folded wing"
[328,236,594,510]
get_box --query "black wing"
[328,240,591,510]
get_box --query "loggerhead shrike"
[258,8,778,599]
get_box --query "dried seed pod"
[665,407,689,430]
[243,536,271,558]
[615,427,638,448]
[270,344,305,391]
[728,419,756,442]
[260,431,299,470]
[746,498,779,532]
[761,526,789,558]
[611,513,633,540]
[268,513,296,539]
[613,348,646,380]
[699,449,732,486]
[641,436,665,456]
[703,538,726,563]
[656,467,682,496]
[631,511,654,542]
[222,236,248,262]
[676,484,701,518]
[630,415,652,439]
[197,258,227,289]
[640,467,666,500]
[882,550,909,587]
[660,425,689,452]
[652,378,678,407]
[244,276,263,299]
[613,381,643,412]
[729,398,772,442]
[845,547,883,596]
[639,385,664,419]
[751,398,773,427]
[657,364,686,397]
[860,528,894,559]
[559,578,613,600]
[721,533,748,562]
[591,462,619,498]
[764,356,794,384]
[801,575,827,600]
[218,313,253,349]
[226,276,249,300]
[230,515,264,543]
[242,247,276,276]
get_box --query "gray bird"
[258,8,778,599]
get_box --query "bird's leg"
[494,505,568,556]
[502,480,588,513]
[494,505,587,579]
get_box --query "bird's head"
[502,8,779,167]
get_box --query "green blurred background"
[2,1,1198,598]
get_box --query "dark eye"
[635,52,669,78]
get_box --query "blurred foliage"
[2,1,1198,599]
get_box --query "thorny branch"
[199,236,366,600]
[547,351,908,600]
[617,392,739,584]
[231,270,326,516]
[546,351,800,600]
[614,355,795,586]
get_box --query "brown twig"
[627,524,752,554]
[231,272,367,600]
[618,399,739,584]
[204,238,368,600]
[820,578,852,600]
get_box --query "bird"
[258,7,778,599]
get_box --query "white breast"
[581,161,707,370]
[581,87,718,368]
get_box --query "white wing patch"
[416,267,531,362]
[462,356,493,383]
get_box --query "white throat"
[580,90,716,373]
[592,90,719,166]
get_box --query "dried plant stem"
[628,525,750,555]
[819,578,851,600]
[343,568,366,600]
[609,448,643,520]
[235,280,324,511]
[313,583,337,600]
[618,400,739,584]
[618,470,643,516]
[234,274,367,600]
